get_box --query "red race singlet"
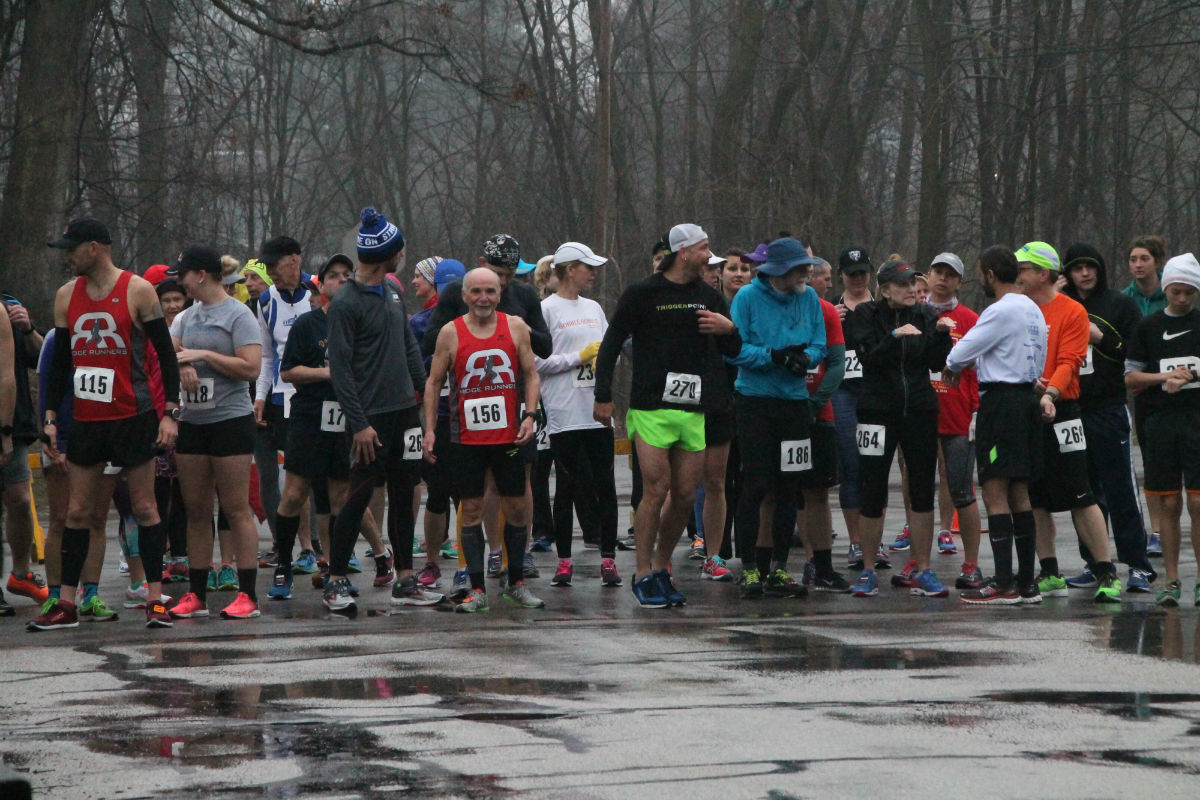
[450,312,520,445]
[66,270,154,421]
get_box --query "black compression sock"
[138,521,167,590]
[755,546,772,577]
[189,568,209,603]
[275,514,300,571]
[1012,510,1037,585]
[60,526,90,588]
[813,549,834,578]
[1040,556,1060,578]
[987,515,1014,585]
[462,524,486,589]
[504,523,526,586]
[1094,560,1116,578]
[238,568,257,601]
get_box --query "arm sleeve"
[812,342,846,408]
[327,302,369,433]
[255,300,273,402]
[594,287,639,404]
[46,327,71,418]
[144,317,180,404]
[404,315,426,392]
[924,325,953,371]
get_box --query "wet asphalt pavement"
[3,458,1200,799]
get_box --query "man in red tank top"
[424,268,542,612]
[29,218,182,631]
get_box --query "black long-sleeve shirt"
[843,299,952,417]
[594,273,741,413]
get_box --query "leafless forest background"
[1,0,1198,319]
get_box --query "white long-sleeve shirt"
[945,292,1047,384]
[536,293,608,434]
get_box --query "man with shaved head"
[423,267,544,612]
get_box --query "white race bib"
[856,423,886,456]
[283,393,292,419]
[1079,345,1094,376]
[402,426,423,460]
[536,425,550,451]
[465,396,508,431]
[573,361,596,388]
[929,370,943,384]
[74,366,115,403]
[780,439,812,472]
[662,372,701,405]
[439,375,450,397]
[1053,419,1086,453]
[184,378,215,410]
[320,400,346,432]
[843,349,863,380]
[1160,356,1200,390]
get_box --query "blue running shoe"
[632,574,669,608]
[889,524,910,551]
[292,549,319,575]
[448,568,471,602]
[486,550,502,578]
[1127,568,1152,593]
[1066,568,1097,588]
[347,553,362,574]
[1146,532,1162,557]
[653,569,685,607]
[911,569,950,597]
[851,569,878,597]
[529,536,553,553]
[267,566,292,600]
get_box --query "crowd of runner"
[2,212,1198,629]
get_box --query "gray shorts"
[3,442,30,485]
[939,434,975,508]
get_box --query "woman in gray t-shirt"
[167,244,264,620]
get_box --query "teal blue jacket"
[728,277,826,399]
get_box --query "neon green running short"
[626,408,706,453]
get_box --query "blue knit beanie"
[357,206,405,264]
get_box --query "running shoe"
[616,533,636,551]
[0,589,12,617]
[455,588,490,613]
[889,524,911,551]
[654,569,686,606]
[1146,532,1162,557]
[145,602,174,628]
[486,550,502,578]
[118,559,129,576]
[312,561,330,589]
[851,569,879,597]
[1156,580,1181,607]
[207,568,218,592]
[632,574,668,608]
[439,539,458,559]
[1094,573,1122,604]
[911,569,950,597]
[891,559,919,588]
[582,538,600,551]
[412,538,425,559]
[523,551,540,579]
[1127,568,1152,593]
[344,580,361,598]
[122,583,170,609]
[812,571,852,593]
[347,553,362,574]
[79,595,118,622]
[1019,583,1043,604]
[165,558,189,583]
[763,568,807,598]
[737,567,762,599]
[1065,568,1098,589]
[846,543,864,569]
[955,562,984,590]
[700,555,733,582]
[529,536,553,552]
[504,581,546,608]
[551,558,573,586]
[7,570,49,603]
[27,600,78,631]
[417,561,442,589]
[216,564,237,591]
[1037,572,1069,598]
[937,530,957,554]
[688,537,706,560]
[600,558,622,586]
[170,592,209,618]
[322,578,357,612]
[374,549,396,588]
[391,575,445,606]
[801,559,816,586]
[292,550,319,575]
[874,547,892,569]
[257,550,279,568]
[448,568,471,601]
[268,566,293,600]
[959,578,1020,605]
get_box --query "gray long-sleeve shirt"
[327,279,426,433]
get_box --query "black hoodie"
[1061,242,1141,410]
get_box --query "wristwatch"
[520,411,539,423]
[169,407,183,421]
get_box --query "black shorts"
[735,394,812,477]
[1029,400,1095,512]
[352,407,424,479]
[284,417,351,480]
[1141,407,1200,494]
[705,410,736,447]
[452,442,527,498]
[798,422,838,490]
[261,401,289,455]
[975,383,1042,484]
[422,417,457,514]
[176,414,257,458]
[68,410,159,468]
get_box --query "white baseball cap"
[553,241,607,267]
[669,223,708,253]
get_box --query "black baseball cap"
[319,253,354,281]
[259,236,302,266]
[168,244,222,276]
[48,218,112,249]
[838,246,872,274]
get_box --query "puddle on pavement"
[1027,748,1200,774]
[717,629,991,673]
[987,689,1200,721]
[1096,610,1200,663]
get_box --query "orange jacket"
[1038,292,1089,401]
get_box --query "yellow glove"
[578,341,601,365]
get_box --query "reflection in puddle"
[1098,610,1200,663]
[717,629,992,672]
[1028,748,1200,774]
[986,690,1200,721]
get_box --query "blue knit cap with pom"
[356,206,405,264]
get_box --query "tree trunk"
[129,0,174,271]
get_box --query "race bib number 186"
[780,439,812,472]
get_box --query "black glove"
[770,345,810,377]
